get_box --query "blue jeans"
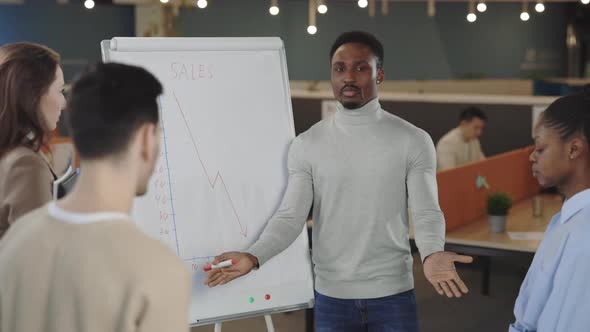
[314,290,420,332]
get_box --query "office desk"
[425,194,563,295]
[445,194,562,253]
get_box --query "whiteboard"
[101,37,314,326]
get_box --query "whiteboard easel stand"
[101,37,314,328]
[213,315,275,332]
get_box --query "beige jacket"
[0,147,55,238]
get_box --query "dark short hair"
[0,42,60,156]
[329,31,384,68]
[66,62,162,159]
[459,107,487,123]
[540,85,590,144]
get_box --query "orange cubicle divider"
[436,146,540,232]
[47,136,79,169]
[49,136,72,145]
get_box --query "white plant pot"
[488,215,507,233]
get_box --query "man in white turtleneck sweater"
[206,31,472,331]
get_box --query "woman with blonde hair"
[0,42,65,238]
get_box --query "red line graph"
[172,92,247,237]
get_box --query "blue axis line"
[184,256,215,262]
[159,96,181,257]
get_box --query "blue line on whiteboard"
[184,256,216,262]
[159,96,181,257]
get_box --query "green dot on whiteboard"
[248,297,255,303]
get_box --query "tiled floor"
[191,254,531,332]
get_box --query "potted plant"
[487,192,513,233]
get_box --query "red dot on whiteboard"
[265,294,271,300]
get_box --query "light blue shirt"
[510,189,590,332]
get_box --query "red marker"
[265,294,271,300]
[203,259,236,272]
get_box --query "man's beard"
[342,101,362,109]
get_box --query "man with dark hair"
[0,63,190,332]
[206,31,472,331]
[437,106,487,170]
[329,30,384,70]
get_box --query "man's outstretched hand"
[204,252,258,287]
[424,251,473,298]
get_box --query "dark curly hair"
[330,31,384,68]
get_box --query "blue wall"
[175,0,567,80]
[0,1,566,81]
[0,3,135,80]
[436,2,567,79]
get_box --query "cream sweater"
[0,203,190,332]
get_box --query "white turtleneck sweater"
[248,98,445,299]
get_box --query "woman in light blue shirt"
[510,87,590,332]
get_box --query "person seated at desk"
[510,87,590,332]
[436,106,486,170]
[0,63,190,332]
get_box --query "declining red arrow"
[172,92,248,237]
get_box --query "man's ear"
[377,68,385,84]
[138,123,157,162]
